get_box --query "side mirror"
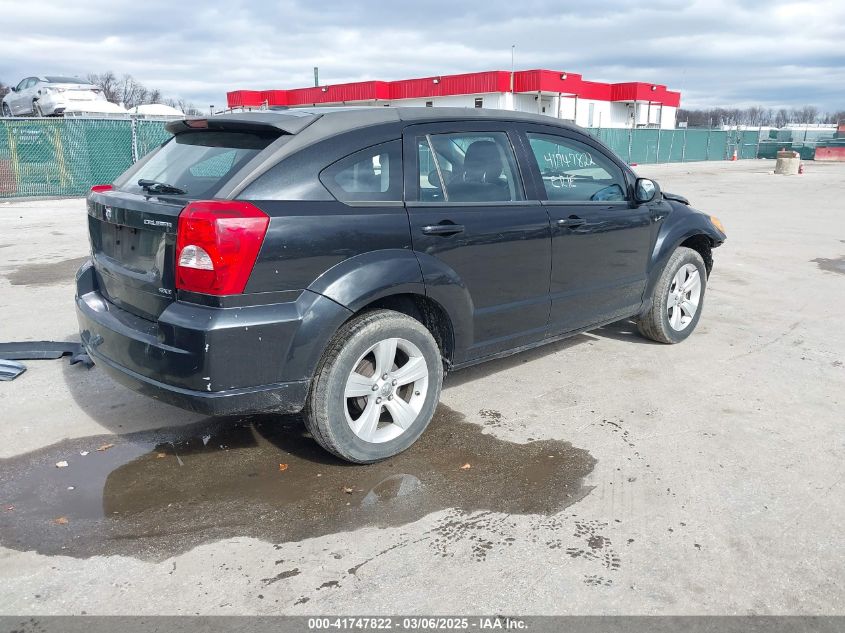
[635,178,660,203]
[10,87,17,92]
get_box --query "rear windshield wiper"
[138,179,186,195]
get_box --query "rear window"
[44,76,87,84]
[118,131,276,198]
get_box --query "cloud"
[0,0,842,111]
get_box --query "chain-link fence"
[0,117,172,198]
[1,117,840,199]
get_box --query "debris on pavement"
[0,341,93,370]
[279,463,289,472]
[55,461,68,468]
[96,443,114,452]
[0,341,83,360]
[0,359,27,381]
[460,463,472,470]
[53,516,69,525]
[79,451,89,456]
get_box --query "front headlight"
[709,215,726,234]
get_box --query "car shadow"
[590,318,661,345]
[443,332,596,389]
[60,357,209,436]
[59,359,347,465]
[59,319,648,439]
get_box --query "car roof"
[167,106,584,137]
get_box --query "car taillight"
[90,184,113,193]
[175,200,269,296]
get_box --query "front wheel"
[303,309,443,463]
[637,246,707,344]
[1,103,11,117]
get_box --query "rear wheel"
[303,309,443,463]
[32,101,43,117]
[637,246,707,344]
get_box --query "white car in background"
[2,76,126,117]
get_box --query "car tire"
[303,309,443,463]
[637,246,707,344]
[1,103,11,117]
[32,101,43,117]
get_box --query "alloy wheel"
[343,337,429,443]
[666,263,702,331]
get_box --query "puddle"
[812,256,845,275]
[0,406,595,561]
[5,256,89,286]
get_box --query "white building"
[227,69,681,130]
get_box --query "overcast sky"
[0,0,843,112]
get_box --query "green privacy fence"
[2,117,827,199]
[586,128,762,164]
[0,118,172,198]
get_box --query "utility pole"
[510,45,515,92]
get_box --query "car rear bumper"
[84,344,309,416]
[75,261,317,416]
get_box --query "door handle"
[422,223,465,236]
[557,217,586,228]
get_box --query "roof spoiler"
[166,112,319,136]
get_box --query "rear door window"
[320,140,402,203]
[117,131,276,198]
[526,133,627,202]
[418,131,523,203]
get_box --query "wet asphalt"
[0,406,594,560]
[1,162,844,614]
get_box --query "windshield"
[118,131,277,198]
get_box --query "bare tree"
[823,110,845,124]
[84,70,203,114]
[0,80,9,100]
[795,105,819,124]
[86,71,119,103]
[164,97,202,116]
[125,76,145,108]
[677,104,840,128]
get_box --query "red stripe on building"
[227,69,681,109]
[611,82,681,108]
[513,70,583,94]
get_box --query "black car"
[77,107,726,462]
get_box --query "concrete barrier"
[775,150,801,175]
[815,147,845,162]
